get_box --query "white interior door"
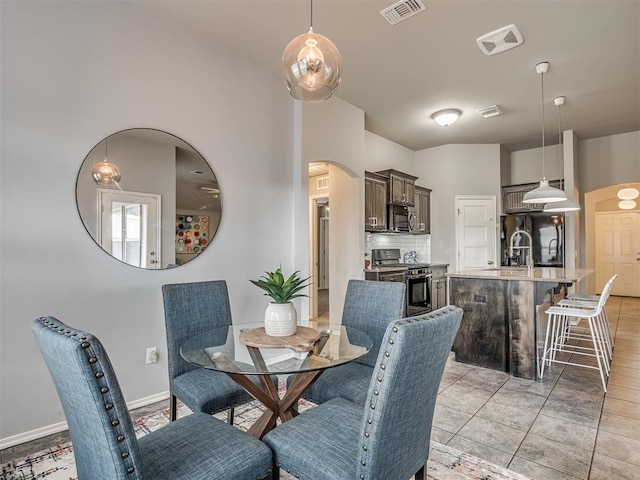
[98,189,162,269]
[595,212,640,297]
[456,196,497,271]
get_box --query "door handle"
[487,260,494,265]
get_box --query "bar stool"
[563,274,617,351]
[540,279,614,392]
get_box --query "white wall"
[364,131,415,175]
[510,144,562,185]
[301,97,365,323]
[1,1,295,442]
[579,131,640,193]
[413,144,502,268]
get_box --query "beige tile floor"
[2,296,638,479]
[433,295,640,480]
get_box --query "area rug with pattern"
[0,399,532,480]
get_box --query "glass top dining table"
[180,322,372,439]
[180,321,373,376]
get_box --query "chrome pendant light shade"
[522,62,567,204]
[281,0,342,102]
[91,138,121,186]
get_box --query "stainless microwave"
[388,204,416,232]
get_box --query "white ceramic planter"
[264,302,297,337]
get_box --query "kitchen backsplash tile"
[365,233,431,264]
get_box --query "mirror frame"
[76,128,222,269]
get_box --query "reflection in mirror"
[76,129,221,269]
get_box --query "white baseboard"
[0,391,169,450]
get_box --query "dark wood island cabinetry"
[447,268,592,380]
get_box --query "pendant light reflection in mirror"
[91,137,122,187]
[543,96,581,213]
[76,129,222,270]
[522,62,568,205]
[281,0,342,101]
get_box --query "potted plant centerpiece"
[250,266,311,337]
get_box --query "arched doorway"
[308,161,360,324]
[585,183,640,296]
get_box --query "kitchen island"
[446,267,593,380]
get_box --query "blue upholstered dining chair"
[296,279,406,406]
[31,316,273,480]
[264,305,463,480]
[162,280,264,423]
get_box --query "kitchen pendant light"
[281,0,342,102]
[91,137,121,186]
[544,96,580,212]
[522,62,567,204]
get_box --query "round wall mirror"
[76,128,221,269]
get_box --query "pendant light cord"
[557,102,563,183]
[310,0,314,30]
[540,70,546,179]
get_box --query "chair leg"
[227,406,235,425]
[270,463,280,480]
[415,464,426,480]
[170,394,177,422]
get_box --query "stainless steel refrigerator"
[500,213,564,267]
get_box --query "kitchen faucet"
[508,229,534,272]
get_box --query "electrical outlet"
[145,347,158,364]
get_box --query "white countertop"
[446,267,593,283]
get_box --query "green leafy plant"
[250,266,311,304]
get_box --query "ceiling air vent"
[477,105,503,118]
[317,176,329,190]
[380,0,426,26]
[476,24,524,56]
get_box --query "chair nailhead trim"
[368,418,372,424]
[40,319,137,477]
[389,339,394,344]
[364,432,369,437]
[385,351,390,357]
[374,389,379,395]
[363,445,367,451]
[380,364,386,370]
[370,403,375,409]
[361,461,366,466]
[377,376,382,382]
[392,327,398,332]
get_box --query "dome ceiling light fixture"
[617,187,639,200]
[523,62,567,205]
[281,0,342,102]
[91,137,121,187]
[431,109,461,127]
[544,96,581,213]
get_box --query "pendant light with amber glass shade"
[281,0,342,102]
